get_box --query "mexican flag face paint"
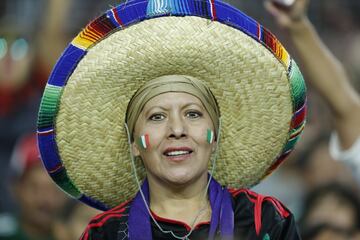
[139,134,150,149]
[207,129,214,144]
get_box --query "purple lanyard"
[128,177,234,239]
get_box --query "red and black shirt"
[81,189,300,239]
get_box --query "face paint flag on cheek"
[138,134,150,150]
[207,129,214,144]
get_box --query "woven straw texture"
[55,16,292,208]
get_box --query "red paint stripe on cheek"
[145,134,151,149]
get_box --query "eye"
[186,111,203,119]
[149,113,165,121]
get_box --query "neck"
[147,173,211,226]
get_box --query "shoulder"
[229,188,299,238]
[80,200,131,240]
[230,188,290,217]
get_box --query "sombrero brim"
[37,0,306,210]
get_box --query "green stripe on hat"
[50,168,82,198]
[38,85,63,129]
[289,59,306,110]
[284,136,300,153]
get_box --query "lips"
[163,147,193,157]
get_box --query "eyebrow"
[144,102,204,115]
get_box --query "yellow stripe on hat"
[72,28,100,50]
[72,35,93,50]
[276,42,290,68]
[281,47,290,68]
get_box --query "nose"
[168,114,187,139]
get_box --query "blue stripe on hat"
[114,0,147,26]
[37,131,62,172]
[215,1,259,38]
[79,195,110,211]
[48,44,86,87]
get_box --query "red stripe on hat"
[87,25,103,39]
[266,151,291,174]
[210,0,217,20]
[291,104,307,128]
[112,8,124,27]
[37,129,54,136]
[90,15,114,35]
[48,164,63,174]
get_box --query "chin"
[163,170,206,186]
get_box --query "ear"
[132,141,141,157]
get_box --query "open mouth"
[163,148,193,158]
[164,150,192,157]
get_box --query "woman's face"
[133,92,216,186]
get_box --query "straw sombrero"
[37,0,306,210]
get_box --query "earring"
[207,129,214,144]
[138,134,150,149]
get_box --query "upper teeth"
[166,151,190,156]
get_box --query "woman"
[37,0,306,239]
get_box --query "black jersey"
[80,189,300,240]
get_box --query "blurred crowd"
[0,0,359,239]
